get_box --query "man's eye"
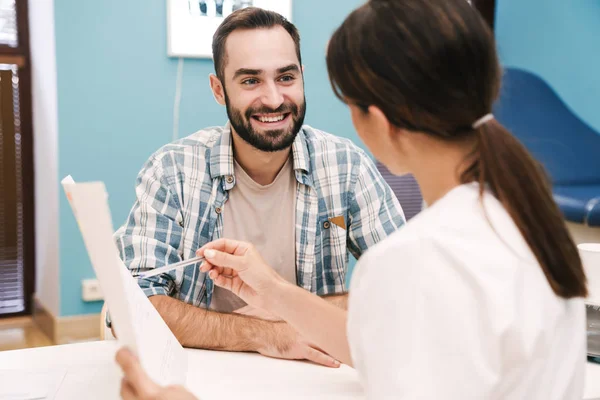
[242,78,258,85]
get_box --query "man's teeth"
[257,115,285,123]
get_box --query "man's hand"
[258,322,341,368]
[233,305,281,321]
[116,348,197,400]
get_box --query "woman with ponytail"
[118,0,587,399]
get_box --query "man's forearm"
[322,293,348,310]
[149,293,347,351]
[149,295,282,351]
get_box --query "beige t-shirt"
[209,156,297,313]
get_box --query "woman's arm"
[197,239,354,366]
[268,282,352,366]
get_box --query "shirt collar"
[209,122,313,187]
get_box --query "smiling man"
[113,7,405,367]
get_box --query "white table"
[586,361,600,399]
[0,340,363,399]
[1,341,599,399]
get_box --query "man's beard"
[225,91,306,152]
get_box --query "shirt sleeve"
[113,155,185,299]
[347,152,406,260]
[348,233,502,400]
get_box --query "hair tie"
[472,113,494,129]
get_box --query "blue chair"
[494,67,600,227]
[376,162,423,221]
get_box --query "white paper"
[52,364,121,400]
[61,179,187,386]
[0,369,66,400]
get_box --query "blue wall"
[495,0,600,132]
[54,0,363,316]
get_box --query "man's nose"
[260,82,285,110]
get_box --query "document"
[61,178,187,386]
[0,368,66,400]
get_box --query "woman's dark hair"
[326,0,586,298]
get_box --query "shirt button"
[215,207,222,214]
[323,221,331,229]
[226,176,234,184]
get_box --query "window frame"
[0,0,35,317]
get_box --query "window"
[0,0,34,317]
[0,0,17,47]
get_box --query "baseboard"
[32,297,57,342]
[33,297,102,344]
[55,313,101,344]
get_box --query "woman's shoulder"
[361,184,484,258]
[351,183,537,291]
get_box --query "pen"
[137,256,205,279]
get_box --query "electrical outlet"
[82,279,103,302]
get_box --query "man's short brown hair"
[212,7,302,81]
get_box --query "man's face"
[218,27,306,152]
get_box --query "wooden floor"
[0,316,54,352]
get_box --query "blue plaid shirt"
[114,124,405,308]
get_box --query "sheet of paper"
[0,368,66,400]
[61,179,187,386]
[53,364,121,400]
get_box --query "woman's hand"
[197,238,346,368]
[115,348,197,400]
[197,238,289,311]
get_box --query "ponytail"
[462,120,587,298]
[324,0,587,299]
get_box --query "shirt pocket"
[318,214,348,293]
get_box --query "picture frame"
[167,0,293,58]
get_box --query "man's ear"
[209,74,226,106]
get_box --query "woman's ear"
[368,105,396,140]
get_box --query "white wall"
[29,0,60,316]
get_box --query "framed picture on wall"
[167,0,293,58]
